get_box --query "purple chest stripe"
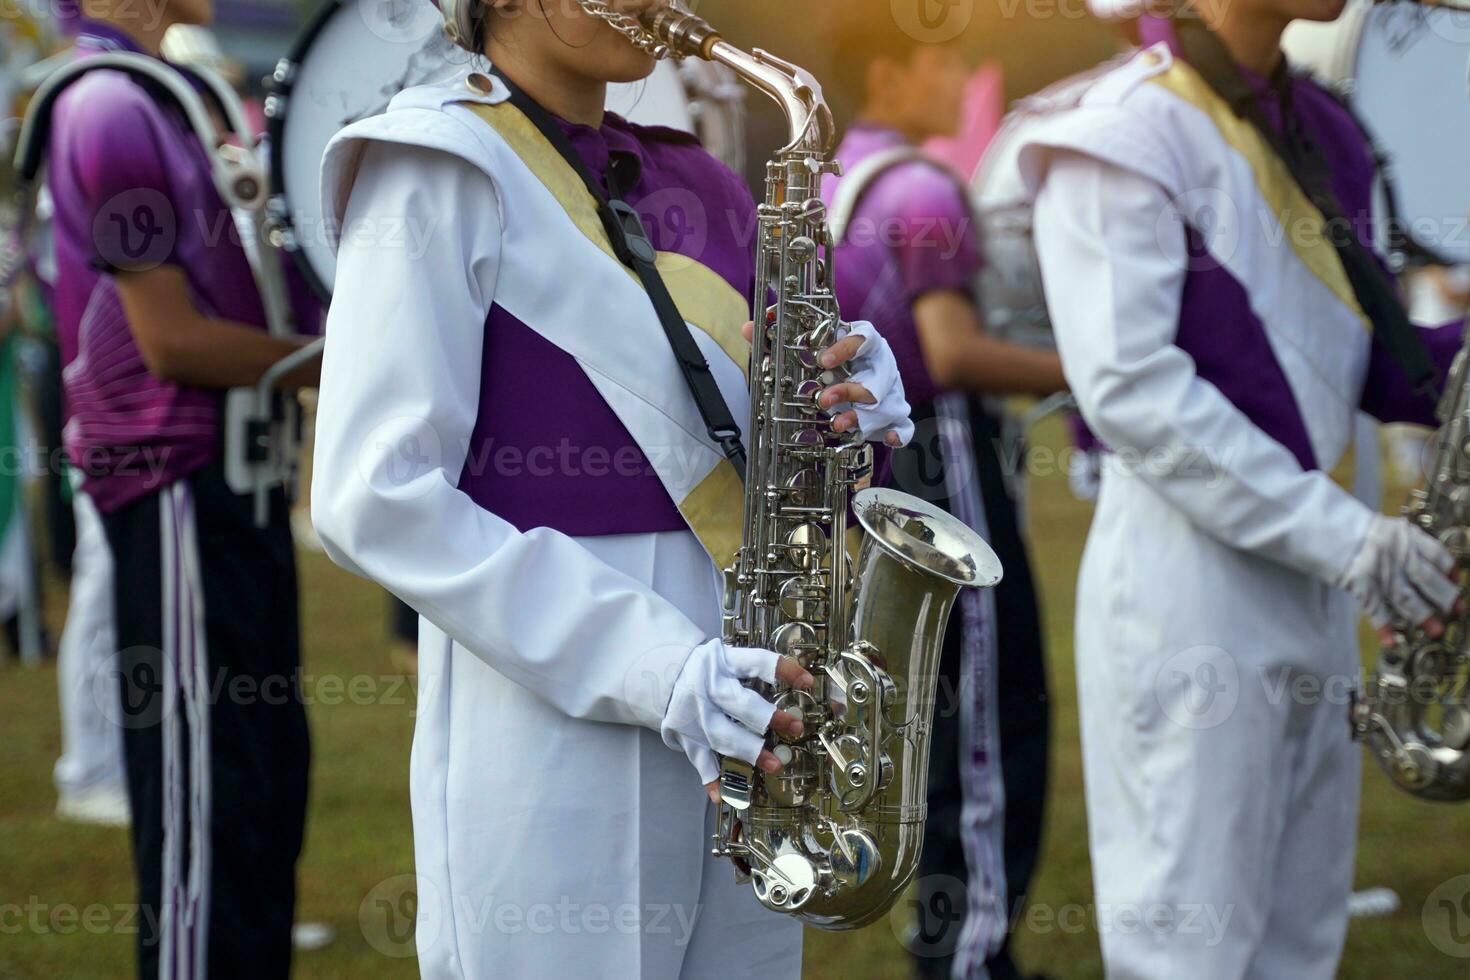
[454,112,757,536]
[1177,226,1319,470]
[457,306,687,536]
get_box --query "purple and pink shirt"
[821,124,983,407]
[49,22,283,512]
[456,112,759,536]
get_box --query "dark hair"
[828,5,930,109]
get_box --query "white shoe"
[56,787,131,828]
[292,922,336,951]
[1348,886,1400,918]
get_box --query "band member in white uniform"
[53,489,129,826]
[310,1,914,977]
[1020,0,1464,976]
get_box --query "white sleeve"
[311,141,703,730]
[1033,152,1374,584]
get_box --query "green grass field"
[2,418,1468,978]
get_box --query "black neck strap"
[1173,17,1439,397]
[487,68,747,480]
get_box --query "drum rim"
[1286,0,1467,267]
[265,0,350,303]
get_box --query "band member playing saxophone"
[1022,1,1465,976]
[310,1,914,975]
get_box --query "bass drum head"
[1285,0,1470,264]
[968,64,1116,348]
[970,111,1053,346]
[268,0,704,300]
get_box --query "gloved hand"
[822,320,916,447]
[660,638,812,791]
[1336,514,1459,633]
[741,318,916,447]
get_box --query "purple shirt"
[455,112,758,536]
[821,125,983,407]
[49,21,272,513]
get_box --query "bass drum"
[1284,0,1470,264]
[968,66,1111,347]
[265,0,745,300]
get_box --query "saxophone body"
[586,2,1003,926]
[1353,328,1470,801]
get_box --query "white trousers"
[409,529,803,980]
[53,491,125,798]
[1075,473,1359,980]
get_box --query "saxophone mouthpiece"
[642,3,722,60]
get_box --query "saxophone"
[580,2,1003,926]
[1353,325,1470,801]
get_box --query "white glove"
[1336,514,1459,629]
[660,638,782,785]
[836,320,915,447]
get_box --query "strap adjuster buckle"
[709,425,745,462]
[605,199,658,266]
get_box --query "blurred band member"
[1023,1,1464,976]
[46,2,320,975]
[825,13,1067,980]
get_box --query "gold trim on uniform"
[459,101,752,370]
[1148,62,1371,332]
[460,100,749,567]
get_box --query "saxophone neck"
[705,43,836,160]
[641,5,835,160]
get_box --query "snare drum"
[265,0,745,300]
[1284,0,1470,264]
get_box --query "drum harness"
[12,46,323,527]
